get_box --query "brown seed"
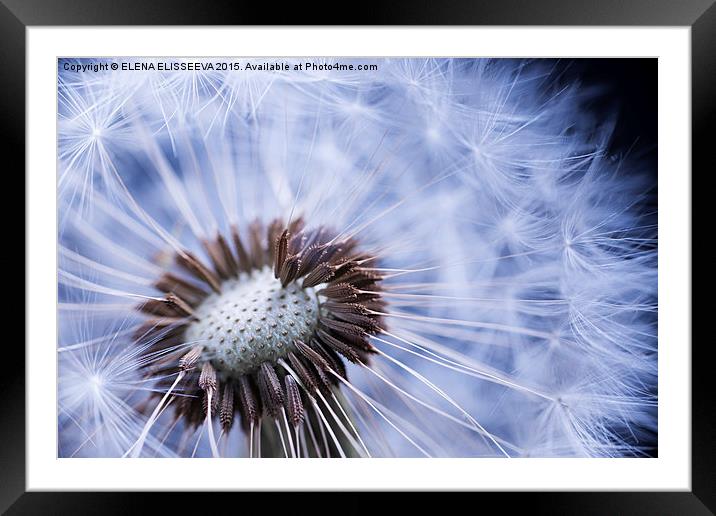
[274,229,289,279]
[284,375,304,427]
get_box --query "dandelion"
[58,58,657,458]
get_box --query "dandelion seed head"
[58,57,657,458]
[186,267,320,375]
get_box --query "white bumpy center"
[185,266,320,376]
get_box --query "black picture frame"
[4,1,708,513]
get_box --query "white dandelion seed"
[57,57,657,458]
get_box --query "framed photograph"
[7,0,708,512]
